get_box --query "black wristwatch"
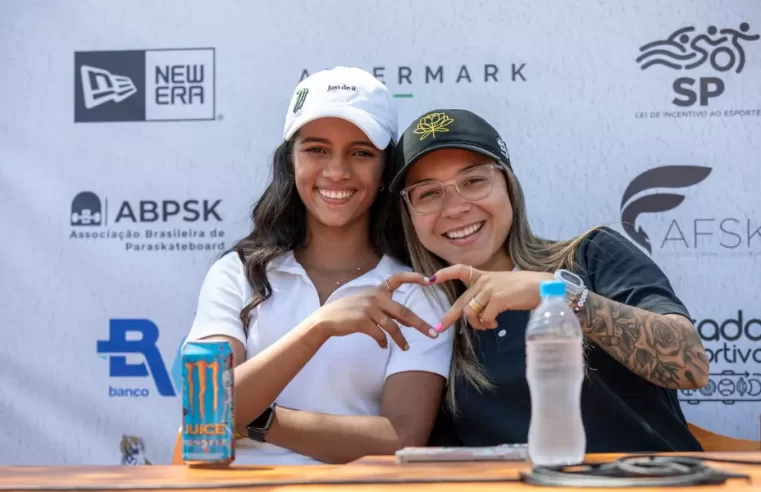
[246,404,277,442]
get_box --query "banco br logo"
[636,23,759,107]
[74,48,215,122]
[97,319,177,398]
[619,165,712,254]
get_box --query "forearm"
[577,291,709,389]
[265,407,405,464]
[232,319,326,435]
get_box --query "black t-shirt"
[429,226,703,453]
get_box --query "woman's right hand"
[310,272,440,351]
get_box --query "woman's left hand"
[431,265,554,332]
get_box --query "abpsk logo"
[71,191,105,226]
[636,23,759,107]
[68,190,227,253]
[75,48,215,122]
[619,166,712,254]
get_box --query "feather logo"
[620,165,712,254]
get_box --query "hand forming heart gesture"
[430,264,554,332]
[312,271,439,350]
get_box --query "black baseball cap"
[390,109,512,192]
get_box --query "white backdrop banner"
[1,0,759,466]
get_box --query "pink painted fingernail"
[434,323,443,333]
[428,275,437,282]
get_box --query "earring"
[379,183,385,191]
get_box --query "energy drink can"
[181,340,235,467]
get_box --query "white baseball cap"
[283,66,398,150]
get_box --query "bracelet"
[573,288,589,312]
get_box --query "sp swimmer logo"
[97,319,176,398]
[74,48,215,122]
[619,165,712,254]
[634,23,760,119]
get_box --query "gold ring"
[468,297,484,314]
[468,265,473,283]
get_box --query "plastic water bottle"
[525,280,586,466]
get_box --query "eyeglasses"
[400,163,507,215]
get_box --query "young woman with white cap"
[390,108,709,453]
[184,68,453,465]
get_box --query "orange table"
[1,452,759,491]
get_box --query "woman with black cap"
[389,109,709,453]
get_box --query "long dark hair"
[226,136,408,334]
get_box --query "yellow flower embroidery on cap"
[413,112,454,141]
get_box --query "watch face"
[559,269,582,287]
[249,406,275,431]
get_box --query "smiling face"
[292,117,385,230]
[403,148,513,271]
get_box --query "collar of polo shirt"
[185,248,454,465]
[267,251,404,290]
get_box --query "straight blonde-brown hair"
[400,165,601,415]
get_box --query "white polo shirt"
[185,250,454,465]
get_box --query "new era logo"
[74,48,215,122]
[81,65,138,109]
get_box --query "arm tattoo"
[576,292,709,389]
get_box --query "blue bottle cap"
[539,280,566,298]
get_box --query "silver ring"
[379,316,389,327]
[384,279,391,290]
